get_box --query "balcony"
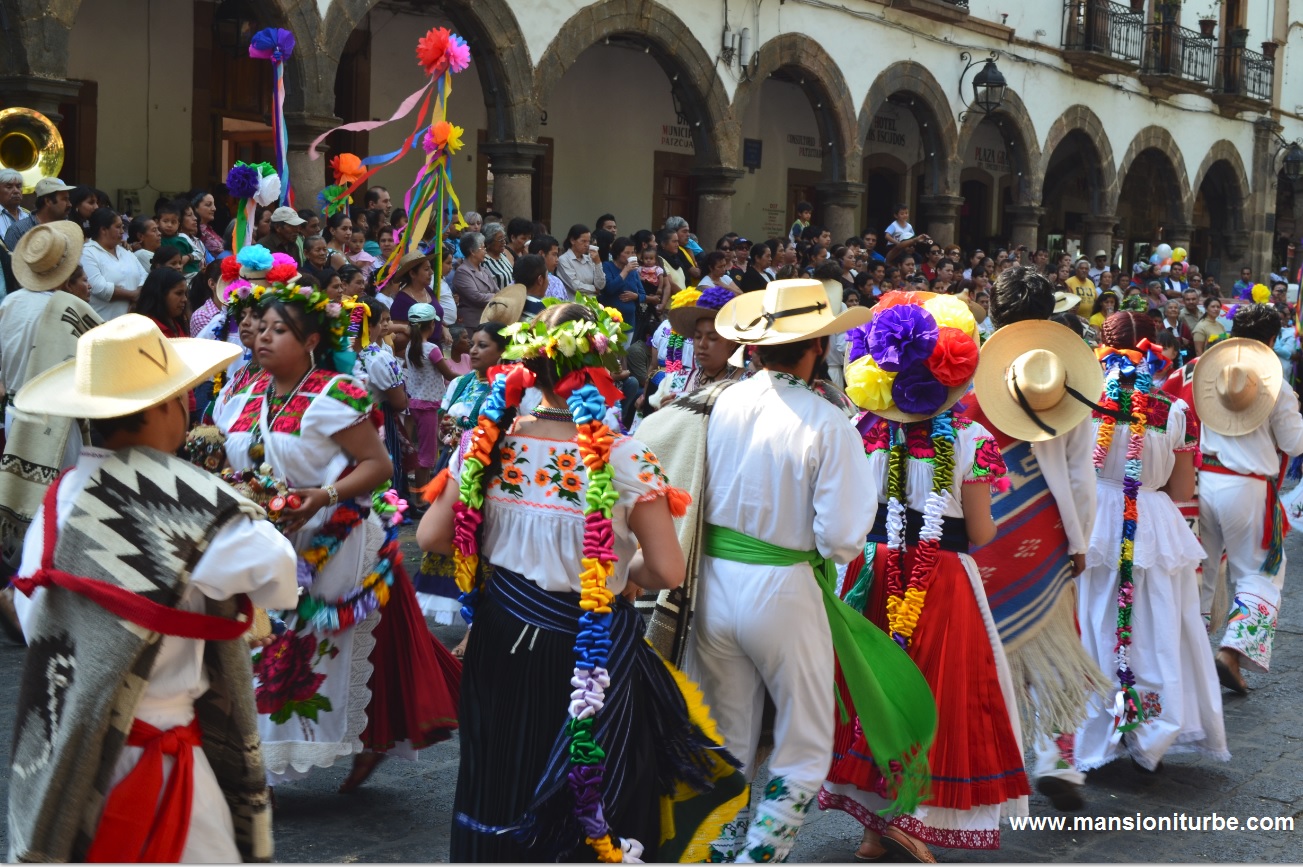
[1139,21,1215,97]
[1212,38,1274,113]
[892,0,969,25]
[1062,0,1145,79]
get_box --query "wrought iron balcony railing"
[1215,43,1274,102]
[1141,21,1214,85]
[1062,0,1145,66]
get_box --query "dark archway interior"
[1194,160,1244,280]
[1042,129,1106,245]
[1118,148,1182,255]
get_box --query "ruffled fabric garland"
[882,413,956,648]
[1093,347,1151,739]
[451,363,644,863]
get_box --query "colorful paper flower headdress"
[844,291,980,422]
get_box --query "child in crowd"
[884,202,914,247]
[176,200,205,276]
[789,200,812,245]
[444,325,473,378]
[156,202,196,274]
[128,214,161,270]
[357,303,411,502]
[401,303,458,492]
[348,229,379,279]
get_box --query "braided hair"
[1099,310,1156,353]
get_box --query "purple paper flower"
[868,305,937,372]
[697,285,734,311]
[227,164,261,199]
[891,364,947,416]
[249,27,296,62]
[846,323,871,365]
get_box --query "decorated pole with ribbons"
[249,27,296,207]
[308,27,471,289]
[224,161,282,253]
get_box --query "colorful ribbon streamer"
[249,28,295,207]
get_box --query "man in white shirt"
[642,280,894,862]
[1194,305,1303,693]
[0,169,29,242]
[1087,250,1108,284]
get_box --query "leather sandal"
[338,752,386,794]
[854,829,888,862]
[1215,651,1248,695]
[881,826,936,863]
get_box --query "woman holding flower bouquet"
[215,277,459,795]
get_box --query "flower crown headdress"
[500,294,630,378]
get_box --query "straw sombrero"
[715,278,871,345]
[1053,291,1080,314]
[481,283,527,325]
[973,319,1105,442]
[1192,336,1281,436]
[668,285,736,337]
[391,250,434,283]
[16,314,241,419]
[11,221,83,292]
[843,290,981,423]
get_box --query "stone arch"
[1036,105,1117,213]
[731,33,860,181]
[532,0,733,167]
[0,0,82,79]
[1114,125,1192,221]
[955,87,1041,205]
[1191,139,1250,224]
[858,61,960,197]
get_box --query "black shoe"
[1036,776,1085,811]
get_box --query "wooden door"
[787,168,822,233]
[653,151,697,229]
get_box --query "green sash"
[703,523,936,814]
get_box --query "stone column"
[1249,116,1280,281]
[1222,230,1252,286]
[919,194,965,247]
[0,76,82,123]
[285,112,341,215]
[814,181,866,245]
[1165,222,1194,253]
[1007,204,1045,256]
[1082,214,1118,262]
[480,141,547,221]
[692,166,745,251]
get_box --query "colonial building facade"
[2,0,1301,279]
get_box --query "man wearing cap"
[2,177,73,252]
[970,265,1107,812]
[1195,304,1303,694]
[8,314,298,862]
[0,222,103,643]
[256,206,306,266]
[639,279,931,862]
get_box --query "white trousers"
[684,555,833,862]
[1199,472,1285,673]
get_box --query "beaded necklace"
[882,411,956,649]
[1093,348,1151,736]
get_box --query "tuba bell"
[0,108,64,194]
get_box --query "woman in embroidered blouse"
[216,289,459,795]
[419,301,744,862]
[1074,312,1226,774]
[821,294,1029,861]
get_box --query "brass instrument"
[0,108,64,194]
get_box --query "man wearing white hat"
[1194,304,1303,693]
[7,314,298,862]
[0,222,102,642]
[970,265,1107,812]
[1,177,72,251]
[639,280,932,862]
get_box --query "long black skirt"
[450,576,660,862]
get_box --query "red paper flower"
[416,27,452,74]
[925,326,979,386]
[221,256,242,282]
[873,290,922,312]
[267,262,298,283]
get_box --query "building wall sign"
[660,123,696,152]
[787,133,823,159]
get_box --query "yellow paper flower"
[669,289,701,310]
[922,293,977,339]
[1252,283,1270,304]
[845,355,897,411]
[445,123,465,154]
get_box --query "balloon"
[1155,243,1173,260]
[1150,253,1160,265]
[1172,246,1187,264]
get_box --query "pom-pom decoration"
[922,293,978,339]
[220,255,243,283]
[236,244,273,275]
[891,364,948,416]
[226,164,261,199]
[845,355,897,412]
[925,326,979,387]
[868,304,938,372]
[249,28,296,207]
[1252,283,1270,304]
[226,161,277,253]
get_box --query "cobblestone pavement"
[0,530,1299,862]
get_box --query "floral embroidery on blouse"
[360,345,405,388]
[629,448,671,487]
[1140,690,1163,723]
[326,377,373,414]
[968,436,1008,482]
[229,375,270,434]
[491,441,532,498]
[861,418,891,455]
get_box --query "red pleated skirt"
[827,544,1029,810]
[360,561,461,751]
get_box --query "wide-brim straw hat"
[1192,336,1282,436]
[16,314,241,419]
[973,319,1105,442]
[1053,291,1080,314]
[481,283,527,325]
[11,221,84,291]
[715,278,871,345]
[390,250,433,284]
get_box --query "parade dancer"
[1193,304,1303,693]
[418,297,748,861]
[968,266,1109,812]
[644,279,936,863]
[1075,312,1227,773]
[822,290,1029,861]
[8,315,298,862]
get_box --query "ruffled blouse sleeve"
[610,436,689,517]
[303,373,374,438]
